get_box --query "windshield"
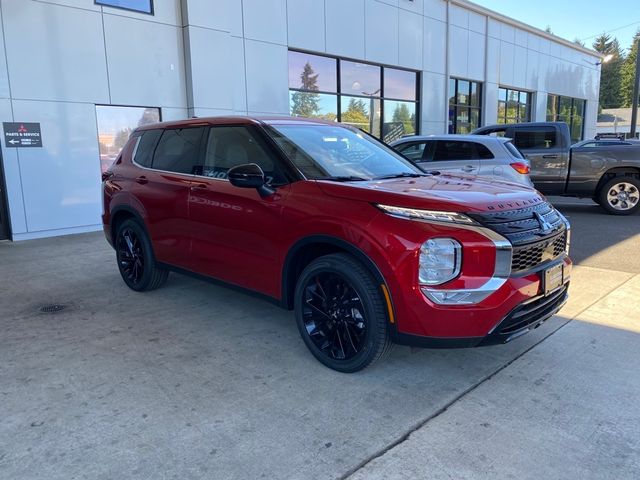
[265,123,423,181]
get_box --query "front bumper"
[391,282,569,349]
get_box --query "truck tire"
[294,253,393,373]
[598,176,640,215]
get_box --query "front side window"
[497,87,532,124]
[266,124,420,180]
[288,51,419,143]
[449,78,482,134]
[95,105,160,173]
[95,0,153,14]
[396,142,427,161]
[151,128,205,174]
[198,126,286,184]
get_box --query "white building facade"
[0,0,602,241]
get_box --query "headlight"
[376,204,478,225]
[419,238,462,285]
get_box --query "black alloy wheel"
[294,253,392,372]
[115,219,168,291]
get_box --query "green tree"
[392,103,415,135]
[573,38,585,47]
[593,33,624,109]
[290,62,321,117]
[341,98,370,132]
[621,30,640,108]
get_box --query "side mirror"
[227,163,275,197]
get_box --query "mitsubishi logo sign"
[3,122,43,148]
[534,211,554,234]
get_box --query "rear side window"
[504,141,524,159]
[152,127,205,174]
[513,127,557,149]
[133,129,162,167]
[432,141,494,161]
[396,142,427,161]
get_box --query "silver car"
[390,134,533,187]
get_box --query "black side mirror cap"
[227,163,275,197]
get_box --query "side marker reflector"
[381,284,395,324]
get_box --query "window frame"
[497,86,533,124]
[95,0,154,15]
[287,49,421,142]
[546,94,586,142]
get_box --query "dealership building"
[0,0,602,241]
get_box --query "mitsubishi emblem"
[534,212,554,233]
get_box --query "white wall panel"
[423,0,446,21]
[486,37,500,84]
[104,14,187,108]
[534,91,547,122]
[365,0,398,65]
[0,98,26,235]
[160,107,189,121]
[514,28,527,48]
[423,17,446,74]
[0,5,9,99]
[43,0,100,10]
[449,4,468,29]
[421,71,446,123]
[185,27,234,111]
[400,0,423,15]
[287,0,325,52]
[499,41,515,86]
[421,121,446,135]
[399,9,423,70]
[3,0,109,103]
[527,32,541,52]
[468,12,486,35]
[244,40,288,114]
[243,0,287,45]
[513,45,527,87]
[326,0,365,59]
[183,0,243,35]
[487,18,501,39]
[483,82,498,125]
[231,36,248,114]
[468,31,485,81]
[449,25,468,78]
[500,23,515,44]
[525,50,540,91]
[11,100,101,232]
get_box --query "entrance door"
[0,150,10,240]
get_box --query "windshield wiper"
[316,175,368,182]
[373,172,429,180]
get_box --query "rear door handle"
[135,175,148,185]
[190,183,208,191]
[542,155,558,159]
[461,165,476,172]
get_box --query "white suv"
[391,134,533,187]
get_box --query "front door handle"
[190,183,208,191]
[135,175,148,185]
[542,154,558,159]
[461,165,475,172]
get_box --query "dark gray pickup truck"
[473,122,640,215]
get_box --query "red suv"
[102,117,571,372]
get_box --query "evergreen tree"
[392,103,415,135]
[290,62,321,117]
[341,98,370,132]
[621,30,640,108]
[593,33,624,109]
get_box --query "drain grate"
[39,304,66,314]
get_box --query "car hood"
[315,173,544,213]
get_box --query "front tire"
[115,219,169,291]
[598,176,640,215]
[294,253,392,373]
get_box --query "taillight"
[510,162,530,174]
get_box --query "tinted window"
[504,141,524,159]
[513,128,557,149]
[200,126,286,184]
[432,141,494,161]
[152,128,205,174]
[396,142,427,161]
[133,129,162,167]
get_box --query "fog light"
[419,238,461,285]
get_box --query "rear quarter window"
[513,127,557,149]
[504,141,524,159]
[133,129,162,168]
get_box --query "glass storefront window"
[546,94,586,142]
[288,51,337,93]
[287,50,420,140]
[497,87,532,124]
[96,105,160,173]
[449,78,482,133]
[95,0,153,14]
[383,100,416,142]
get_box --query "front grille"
[511,232,567,273]
[468,201,567,273]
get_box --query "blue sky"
[471,0,640,52]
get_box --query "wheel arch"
[281,235,389,311]
[109,205,147,246]
[595,167,640,198]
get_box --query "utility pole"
[630,37,640,138]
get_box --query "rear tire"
[115,219,169,291]
[294,253,393,373]
[598,176,640,215]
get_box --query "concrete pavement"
[0,199,639,479]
